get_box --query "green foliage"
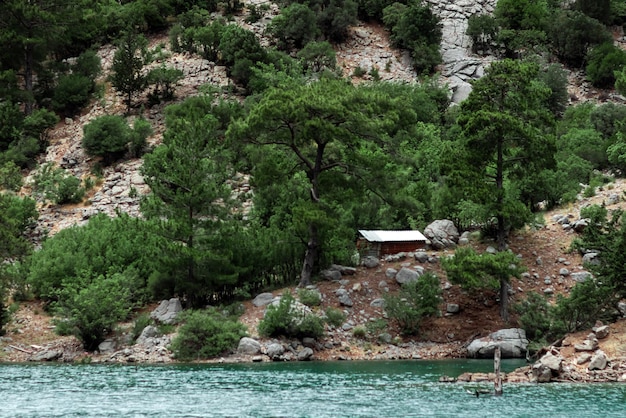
[0,193,39,263]
[83,115,151,163]
[552,279,614,334]
[297,288,322,307]
[141,94,239,308]
[27,213,160,303]
[267,4,320,50]
[258,293,324,339]
[0,161,23,191]
[616,67,626,97]
[170,309,248,360]
[109,30,151,112]
[382,1,441,74]
[324,307,346,327]
[352,325,366,338]
[54,272,134,350]
[383,272,441,335]
[549,10,611,67]
[466,14,499,55]
[514,291,552,342]
[539,64,569,117]
[574,0,611,25]
[442,247,525,321]
[52,74,93,116]
[586,43,626,89]
[315,0,358,42]
[296,41,337,73]
[32,163,85,205]
[147,65,184,104]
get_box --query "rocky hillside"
[2,0,626,384]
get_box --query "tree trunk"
[499,278,509,322]
[496,138,506,251]
[299,223,318,287]
[494,346,503,396]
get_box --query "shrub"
[466,14,498,55]
[52,74,93,116]
[297,288,322,307]
[170,309,248,360]
[266,3,319,50]
[54,272,134,350]
[258,293,324,339]
[586,42,626,88]
[514,291,552,342]
[0,161,23,191]
[32,163,85,205]
[383,272,441,335]
[549,10,611,67]
[352,325,366,338]
[83,115,132,162]
[324,307,346,327]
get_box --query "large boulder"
[424,220,460,249]
[150,298,182,324]
[252,292,275,307]
[467,328,529,359]
[395,267,420,284]
[237,337,262,355]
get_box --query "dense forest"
[2,0,626,356]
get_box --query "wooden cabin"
[357,230,427,258]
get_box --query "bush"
[514,291,552,342]
[83,115,132,162]
[466,14,498,55]
[170,310,247,360]
[297,288,322,307]
[52,74,93,116]
[258,293,324,339]
[54,272,134,350]
[267,3,319,50]
[0,161,23,191]
[586,43,626,88]
[383,272,441,335]
[352,325,366,338]
[549,10,611,67]
[324,307,346,327]
[32,163,85,205]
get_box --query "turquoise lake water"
[1,360,625,417]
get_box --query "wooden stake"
[494,346,503,396]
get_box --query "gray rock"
[266,343,285,360]
[414,251,429,263]
[370,298,386,308]
[607,193,620,205]
[486,246,497,254]
[466,328,528,359]
[98,339,116,354]
[297,347,314,361]
[29,350,61,362]
[385,268,398,279]
[588,350,608,371]
[395,267,419,284]
[593,325,610,339]
[619,301,626,317]
[320,269,342,281]
[150,298,183,324]
[331,264,357,275]
[252,293,274,307]
[362,256,380,268]
[574,338,598,352]
[423,219,459,249]
[378,333,392,344]
[302,337,316,348]
[572,219,588,232]
[338,293,353,307]
[577,353,592,365]
[446,303,460,314]
[531,363,553,383]
[559,268,570,276]
[238,337,262,355]
[571,271,592,283]
[582,252,600,266]
[136,325,159,345]
[538,352,563,372]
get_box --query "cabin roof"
[358,230,427,243]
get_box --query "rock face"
[150,298,182,324]
[424,220,460,249]
[467,328,528,359]
[237,337,262,355]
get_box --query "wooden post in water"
[494,346,503,396]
